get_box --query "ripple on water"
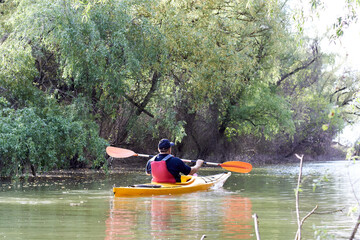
[0,197,56,205]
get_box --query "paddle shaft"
[135,153,219,166]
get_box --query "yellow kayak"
[113,172,231,197]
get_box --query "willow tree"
[148,0,348,157]
[139,0,298,156]
[0,0,120,175]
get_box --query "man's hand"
[195,159,204,167]
[189,159,204,175]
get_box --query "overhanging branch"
[122,71,161,119]
[277,57,317,86]
[123,95,154,118]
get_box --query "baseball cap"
[158,139,175,150]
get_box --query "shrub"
[0,103,107,177]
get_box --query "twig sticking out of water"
[252,213,261,240]
[350,215,360,240]
[294,154,318,240]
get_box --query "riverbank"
[0,142,348,180]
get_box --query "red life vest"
[151,155,176,183]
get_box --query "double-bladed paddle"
[106,146,252,173]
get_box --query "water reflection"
[105,194,253,239]
[105,198,140,239]
[150,198,176,239]
[222,196,253,239]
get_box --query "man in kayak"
[146,139,204,183]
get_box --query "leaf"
[328,109,335,118]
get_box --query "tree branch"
[136,71,160,116]
[252,213,261,240]
[332,86,347,96]
[294,154,304,240]
[350,214,360,240]
[300,205,318,225]
[277,57,317,86]
[294,154,318,240]
[122,71,161,118]
[123,95,154,118]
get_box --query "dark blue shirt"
[146,154,191,182]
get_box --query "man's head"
[158,139,175,153]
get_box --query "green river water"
[0,161,359,239]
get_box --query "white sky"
[299,0,360,71]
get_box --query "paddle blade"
[106,146,137,158]
[220,161,252,173]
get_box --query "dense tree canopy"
[0,0,358,176]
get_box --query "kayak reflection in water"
[145,139,204,183]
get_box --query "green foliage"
[294,187,303,195]
[348,205,359,216]
[313,225,336,240]
[346,146,360,162]
[1,0,357,166]
[298,91,342,133]
[312,173,329,192]
[6,0,165,104]
[0,0,18,35]
[0,38,39,105]
[7,0,299,144]
[5,0,170,135]
[150,0,297,140]
[0,100,107,177]
[224,84,295,139]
